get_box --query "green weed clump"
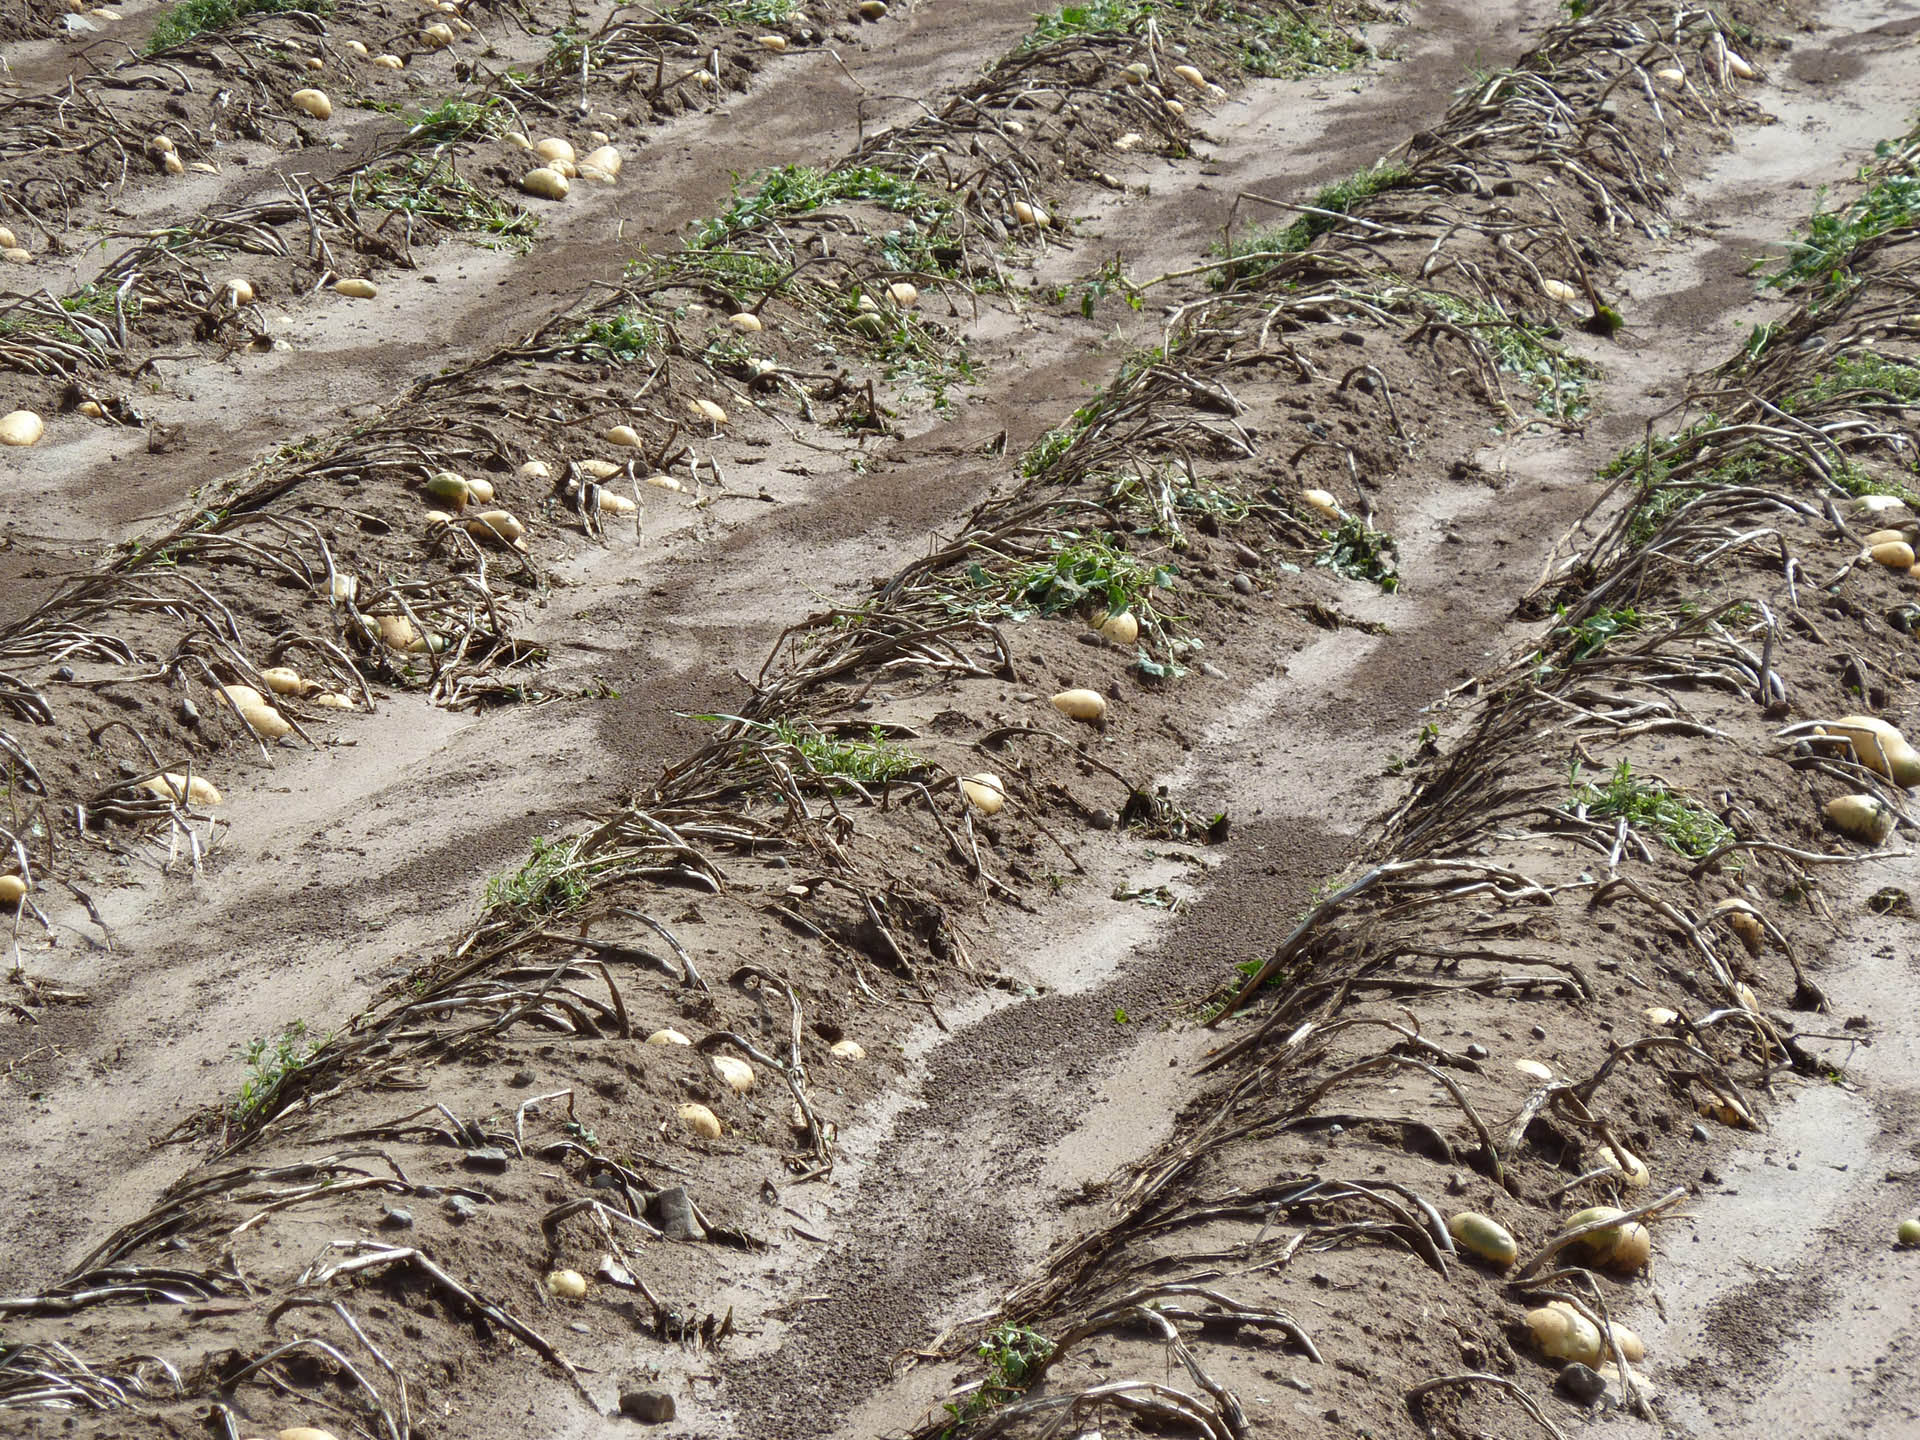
[1575,760,1733,859]
[148,0,319,53]
[1212,163,1410,284]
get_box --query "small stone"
[1232,574,1255,596]
[462,1146,510,1172]
[1700,1167,1721,1185]
[445,1194,479,1222]
[1076,631,1103,646]
[1230,541,1261,567]
[650,1186,704,1241]
[1465,1043,1489,1061]
[509,1068,536,1088]
[179,697,200,726]
[1529,1024,1547,1041]
[1012,690,1038,702]
[620,1390,676,1423]
[56,666,74,681]
[379,1205,414,1229]
[1199,661,1227,679]
[1558,1363,1606,1405]
[1691,1122,1710,1143]
[1089,809,1115,831]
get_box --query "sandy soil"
[5,0,1920,1435]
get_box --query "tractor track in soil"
[3,0,1920,1436]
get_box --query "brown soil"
[4,0,1920,1437]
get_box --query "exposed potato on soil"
[857,0,887,16]
[647,1028,691,1046]
[645,473,683,491]
[377,614,423,652]
[960,773,1005,814]
[534,137,576,165]
[1542,277,1580,305]
[1870,540,1915,568]
[712,1055,755,1094]
[1172,62,1207,90]
[372,53,404,69]
[1,247,32,264]
[260,667,304,695]
[1644,1005,1680,1025]
[1813,715,1920,786]
[544,1269,588,1299]
[0,410,45,446]
[0,875,26,906]
[141,773,222,807]
[1713,898,1766,956]
[312,693,356,709]
[1726,50,1755,79]
[1091,608,1138,645]
[1563,1206,1652,1272]
[1514,1058,1553,1082]
[289,89,332,120]
[1012,199,1050,228]
[1051,688,1107,721]
[1654,65,1685,82]
[678,1103,721,1139]
[580,459,621,479]
[887,281,919,307]
[221,684,266,709]
[425,471,471,507]
[421,21,454,46]
[1899,1219,1920,1246]
[606,425,643,447]
[729,312,764,332]
[1598,1139,1651,1187]
[579,146,623,183]
[344,38,367,55]
[829,1039,865,1061]
[1527,1301,1603,1365]
[522,168,571,201]
[519,459,552,480]
[333,277,378,298]
[0,226,18,249]
[1446,1211,1517,1268]
[1301,487,1342,520]
[224,277,255,305]
[758,33,787,50]
[466,509,528,547]
[240,703,292,739]
[688,398,728,425]
[599,492,637,514]
[1827,793,1896,845]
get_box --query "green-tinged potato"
[1447,1211,1517,1268]
[425,471,471,507]
[1899,1218,1920,1246]
[1527,1302,1602,1366]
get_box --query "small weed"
[147,0,319,53]
[571,309,660,363]
[485,835,591,916]
[1113,1005,1130,1023]
[1771,135,1920,297]
[357,156,539,252]
[407,97,506,145]
[1558,605,1647,661]
[1026,0,1157,46]
[775,722,928,785]
[995,532,1177,622]
[1211,162,1410,284]
[697,165,942,248]
[1419,289,1598,420]
[706,0,802,21]
[1785,352,1920,412]
[1317,516,1398,591]
[233,1021,316,1120]
[1574,759,1733,859]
